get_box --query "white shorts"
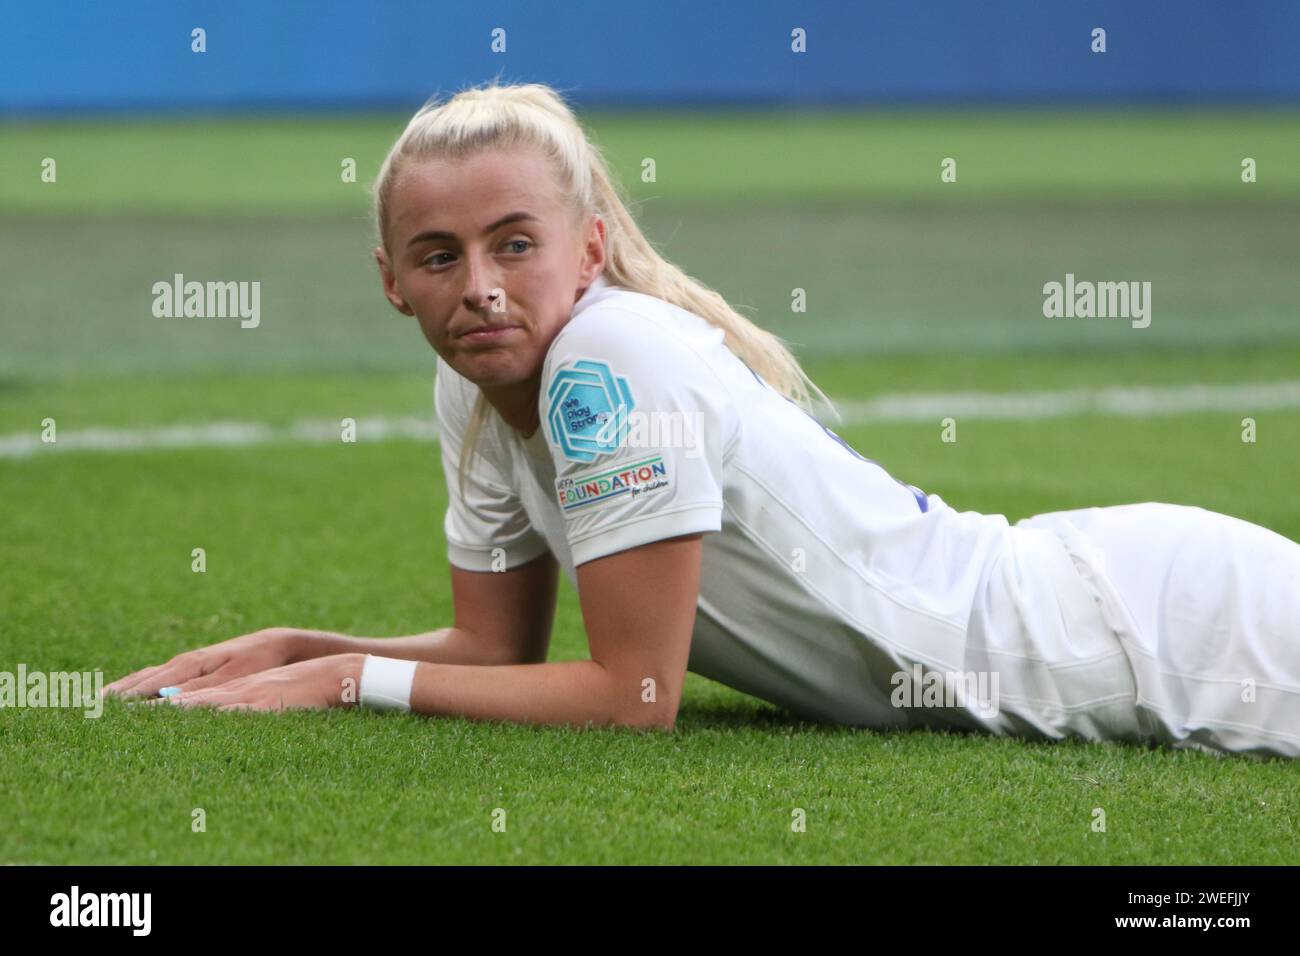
[1016,503,1300,759]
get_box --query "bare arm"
[155,535,700,724]
[403,534,701,730]
[105,552,558,698]
[291,551,559,666]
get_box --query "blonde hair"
[372,81,832,496]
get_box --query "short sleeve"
[435,362,550,572]
[541,306,733,566]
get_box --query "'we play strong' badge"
[545,358,634,463]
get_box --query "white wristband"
[359,655,418,712]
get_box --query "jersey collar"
[572,273,611,318]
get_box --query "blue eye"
[424,252,453,267]
[505,239,532,254]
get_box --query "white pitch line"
[0,416,438,460]
[824,379,1300,424]
[2,380,1297,461]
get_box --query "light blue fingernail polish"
[159,687,182,698]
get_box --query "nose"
[461,252,501,312]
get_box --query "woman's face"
[375,146,605,395]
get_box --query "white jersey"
[434,275,1162,744]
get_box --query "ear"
[374,246,415,316]
[576,214,607,287]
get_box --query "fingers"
[170,665,242,695]
[103,664,168,699]
[156,679,256,710]
[168,694,276,712]
[141,691,220,709]
[146,684,285,712]
[105,631,288,700]
[105,654,227,699]
[159,687,230,708]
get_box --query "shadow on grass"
[671,699,1283,765]
[674,699,990,747]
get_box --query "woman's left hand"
[152,654,365,712]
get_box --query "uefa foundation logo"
[890,663,1000,718]
[0,665,105,718]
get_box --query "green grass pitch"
[1,110,1298,864]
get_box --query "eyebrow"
[405,211,540,248]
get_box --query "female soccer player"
[104,83,1300,759]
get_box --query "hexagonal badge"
[545,359,634,463]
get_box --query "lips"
[457,324,521,343]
